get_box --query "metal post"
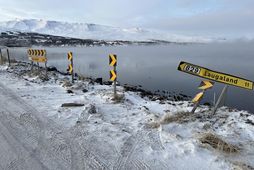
[212,85,228,114]
[221,86,227,106]
[71,56,74,83]
[45,61,48,80]
[191,101,201,113]
[31,61,34,70]
[0,49,3,64]
[45,51,48,79]
[113,65,117,98]
[6,49,11,67]
[213,92,216,106]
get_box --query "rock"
[86,104,97,114]
[143,106,149,110]
[67,89,74,93]
[95,78,103,85]
[61,103,84,107]
[246,119,254,126]
[82,89,88,93]
[179,93,188,98]
[204,102,211,106]
[47,66,58,72]
[123,84,137,91]
[88,80,95,85]
[104,81,112,85]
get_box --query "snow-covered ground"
[0,62,253,170]
[0,19,212,43]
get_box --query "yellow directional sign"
[192,92,204,103]
[110,70,117,81]
[27,49,47,63]
[31,57,47,63]
[68,52,73,61]
[178,61,253,90]
[68,64,73,73]
[109,54,117,67]
[198,80,214,90]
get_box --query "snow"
[0,63,253,169]
[0,19,212,43]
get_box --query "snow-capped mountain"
[0,19,211,43]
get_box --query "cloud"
[0,0,253,38]
[144,0,254,38]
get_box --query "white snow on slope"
[0,19,212,42]
[0,63,253,169]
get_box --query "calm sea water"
[6,42,254,112]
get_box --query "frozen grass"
[200,133,240,154]
[160,111,193,124]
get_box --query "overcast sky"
[0,0,253,38]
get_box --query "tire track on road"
[0,82,73,169]
[113,129,151,170]
[0,82,111,170]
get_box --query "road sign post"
[191,91,204,113]
[178,61,253,114]
[27,49,47,78]
[67,52,74,83]
[109,54,117,99]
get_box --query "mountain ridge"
[0,19,212,43]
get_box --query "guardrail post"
[0,49,3,65]
[7,49,11,67]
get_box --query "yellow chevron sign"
[27,49,46,57]
[110,70,117,81]
[68,64,73,73]
[27,49,47,63]
[192,91,204,103]
[198,80,214,90]
[178,61,253,90]
[68,52,73,61]
[109,54,117,67]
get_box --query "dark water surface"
[7,42,254,112]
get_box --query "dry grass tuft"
[112,93,125,103]
[233,162,254,170]
[160,111,193,124]
[62,80,73,87]
[146,121,161,129]
[0,56,7,64]
[78,74,87,81]
[200,133,240,154]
